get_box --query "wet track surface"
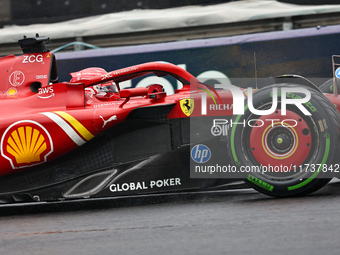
[1,181,340,255]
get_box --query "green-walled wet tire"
[227,84,340,197]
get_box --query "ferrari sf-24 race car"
[0,35,340,204]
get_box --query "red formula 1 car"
[0,35,339,204]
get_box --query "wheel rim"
[248,109,312,172]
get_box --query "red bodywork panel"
[0,52,55,99]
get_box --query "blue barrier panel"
[56,24,340,90]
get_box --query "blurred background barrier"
[55,24,340,90]
[1,0,340,26]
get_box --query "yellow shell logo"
[180,98,194,117]
[7,88,17,97]
[1,121,53,169]
[7,126,47,164]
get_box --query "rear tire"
[319,78,334,93]
[227,84,340,197]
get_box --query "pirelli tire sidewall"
[228,84,340,197]
[319,78,333,93]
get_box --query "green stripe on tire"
[288,137,330,191]
[230,105,248,167]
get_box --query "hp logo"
[191,144,211,163]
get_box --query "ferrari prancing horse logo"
[180,99,194,117]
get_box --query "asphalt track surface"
[1,181,340,255]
